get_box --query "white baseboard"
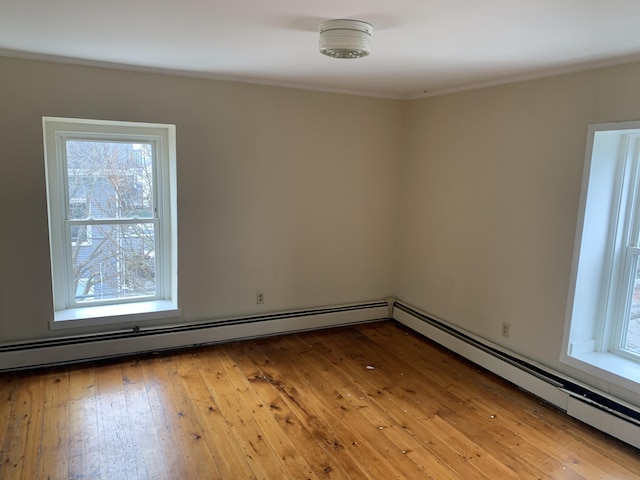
[0,301,389,371]
[567,396,640,448]
[392,301,640,450]
[5,297,638,450]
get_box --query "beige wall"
[398,62,640,403]
[0,56,403,342]
[2,54,640,404]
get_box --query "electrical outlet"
[501,322,510,338]
[256,291,264,304]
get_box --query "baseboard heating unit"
[0,301,389,371]
[392,301,640,450]
[3,298,638,449]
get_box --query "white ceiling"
[2,0,640,99]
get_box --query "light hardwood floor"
[1,320,639,479]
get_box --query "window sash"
[64,219,160,307]
[59,135,162,309]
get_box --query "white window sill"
[563,350,640,395]
[50,300,182,330]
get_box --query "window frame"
[563,121,640,394]
[43,117,179,328]
[595,130,640,362]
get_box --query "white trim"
[5,296,639,449]
[5,47,640,100]
[568,339,596,356]
[392,305,568,409]
[50,300,181,329]
[561,350,640,394]
[392,301,640,450]
[0,302,388,371]
[562,121,640,387]
[566,396,640,449]
[42,117,177,321]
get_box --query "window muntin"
[43,118,177,322]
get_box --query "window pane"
[624,260,640,356]
[66,140,154,220]
[71,223,156,303]
[70,223,91,246]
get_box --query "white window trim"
[49,300,180,330]
[43,117,180,328]
[562,121,640,395]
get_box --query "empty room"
[1,1,640,478]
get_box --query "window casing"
[563,121,640,394]
[43,118,178,327]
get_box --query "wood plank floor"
[1,320,639,479]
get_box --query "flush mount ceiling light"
[319,19,373,59]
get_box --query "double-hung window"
[563,121,640,393]
[43,117,179,328]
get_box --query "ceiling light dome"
[319,19,373,59]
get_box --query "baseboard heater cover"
[392,301,640,450]
[0,301,389,371]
